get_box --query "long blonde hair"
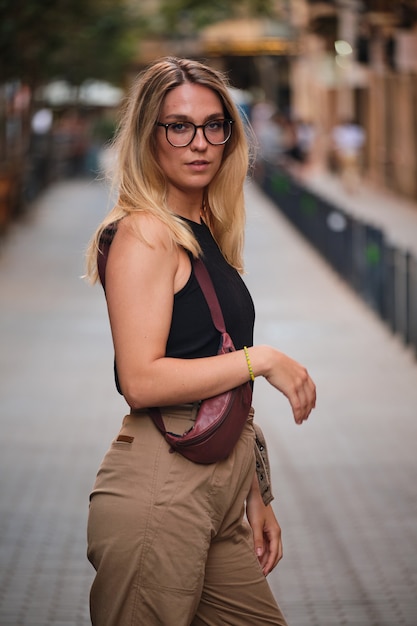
[85,56,252,283]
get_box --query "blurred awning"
[37,81,77,106]
[37,80,124,107]
[78,80,124,107]
[200,18,296,56]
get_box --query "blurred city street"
[1,175,417,626]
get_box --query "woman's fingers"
[262,348,316,424]
[288,369,316,424]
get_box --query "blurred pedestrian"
[85,56,316,626]
[54,110,89,177]
[294,119,316,165]
[251,99,287,163]
[332,118,366,193]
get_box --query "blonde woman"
[86,57,316,625]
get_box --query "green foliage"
[157,0,275,34]
[0,0,141,86]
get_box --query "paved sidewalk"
[0,177,416,625]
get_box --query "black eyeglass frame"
[156,119,234,147]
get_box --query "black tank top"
[98,218,255,392]
[167,217,255,358]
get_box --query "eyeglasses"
[156,119,233,147]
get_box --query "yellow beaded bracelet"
[243,346,255,382]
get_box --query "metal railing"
[256,160,417,357]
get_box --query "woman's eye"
[207,121,222,131]
[171,123,190,133]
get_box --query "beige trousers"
[87,406,288,626]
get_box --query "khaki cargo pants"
[87,406,288,625]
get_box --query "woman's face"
[155,82,227,208]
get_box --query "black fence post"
[408,254,417,355]
[382,245,397,334]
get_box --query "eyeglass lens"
[166,120,232,147]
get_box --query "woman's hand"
[251,346,316,425]
[246,474,283,576]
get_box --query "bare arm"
[105,214,316,422]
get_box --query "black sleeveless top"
[98,217,255,392]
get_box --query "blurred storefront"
[138,16,296,112]
[199,17,296,109]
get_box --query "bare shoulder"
[108,212,179,282]
[116,211,174,252]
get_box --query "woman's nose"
[191,126,208,149]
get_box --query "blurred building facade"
[289,0,417,200]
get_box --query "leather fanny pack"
[148,256,252,464]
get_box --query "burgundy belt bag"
[148,257,252,464]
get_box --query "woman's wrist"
[246,345,276,380]
[243,346,255,381]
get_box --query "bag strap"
[192,257,226,334]
[149,257,226,433]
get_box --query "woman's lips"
[187,160,210,171]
